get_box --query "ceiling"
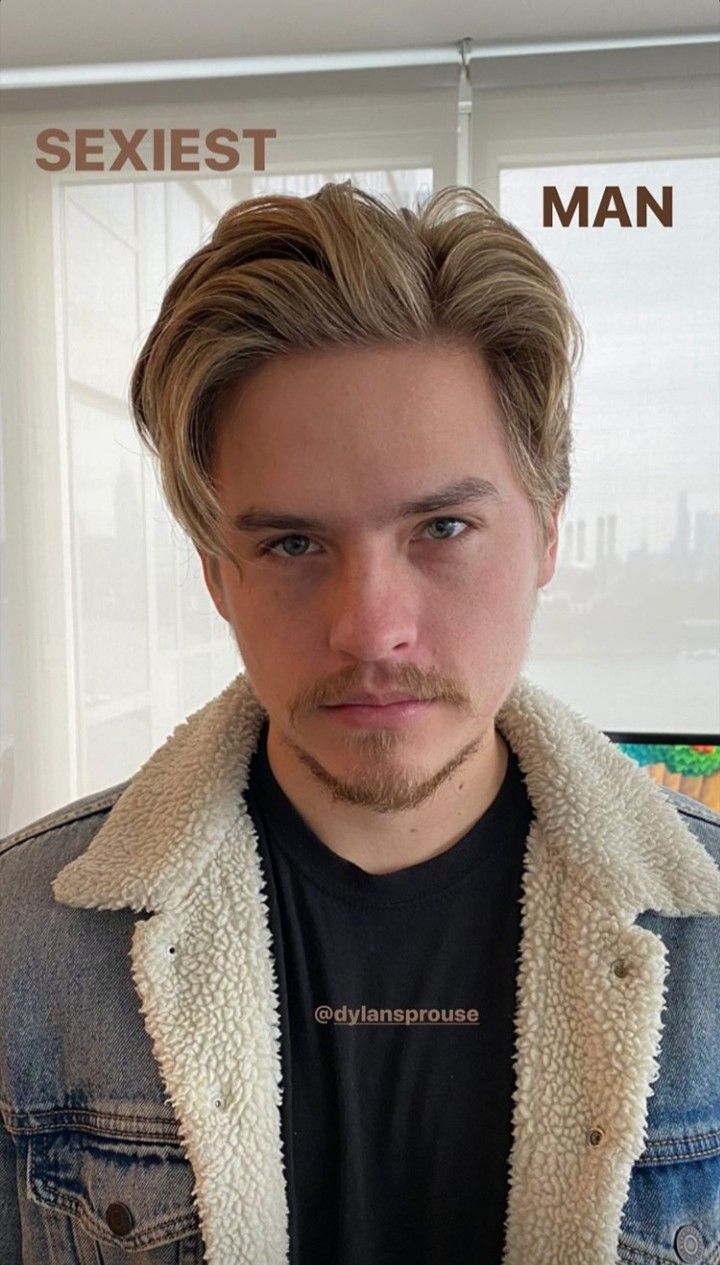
[0,0,717,70]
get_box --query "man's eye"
[256,518,472,561]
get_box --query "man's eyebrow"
[231,477,502,534]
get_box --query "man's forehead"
[214,339,493,416]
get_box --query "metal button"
[587,1127,605,1147]
[674,1224,704,1263]
[105,1202,134,1236]
[611,958,630,978]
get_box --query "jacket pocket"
[26,1128,204,1264]
[616,1129,720,1265]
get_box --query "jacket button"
[105,1202,134,1236]
[587,1127,605,1147]
[611,958,630,978]
[674,1224,704,1263]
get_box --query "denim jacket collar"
[51,672,720,1265]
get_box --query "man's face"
[200,340,560,812]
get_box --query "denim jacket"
[2,672,720,1265]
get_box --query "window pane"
[500,157,720,732]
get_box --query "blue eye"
[257,517,472,560]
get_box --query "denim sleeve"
[0,1110,22,1264]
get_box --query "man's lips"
[320,699,436,725]
[326,699,420,707]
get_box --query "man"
[1,182,719,1265]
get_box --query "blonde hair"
[129,181,584,572]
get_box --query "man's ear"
[537,499,563,590]
[197,548,230,622]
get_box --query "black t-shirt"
[244,718,533,1265]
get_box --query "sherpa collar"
[52,672,720,1265]
[52,670,720,921]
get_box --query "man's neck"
[265,724,510,876]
